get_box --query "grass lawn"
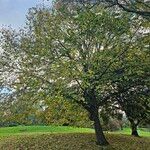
[0,126,149,150]
[111,127,150,137]
[0,125,94,137]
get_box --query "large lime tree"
[0,4,145,145]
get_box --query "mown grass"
[0,126,149,137]
[0,125,94,137]
[0,133,150,150]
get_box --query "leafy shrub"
[44,97,92,128]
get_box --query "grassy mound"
[0,133,150,150]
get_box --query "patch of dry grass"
[0,133,149,150]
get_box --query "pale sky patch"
[0,0,52,29]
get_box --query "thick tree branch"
[116,0,150,17]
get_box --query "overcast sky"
[0,0,52,29]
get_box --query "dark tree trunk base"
[96,141,109,146]
[92,110,109,146]
[131,130,140,137]
[131,122,139,137]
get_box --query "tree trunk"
[83,89,109,145]
[92,110,109,146]
[131,122,139,137]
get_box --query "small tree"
[106,41,150,136]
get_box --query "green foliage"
[60,0,150,18]
[0,95,91,128]
[1,5,137,106]
[44,97,92,127]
